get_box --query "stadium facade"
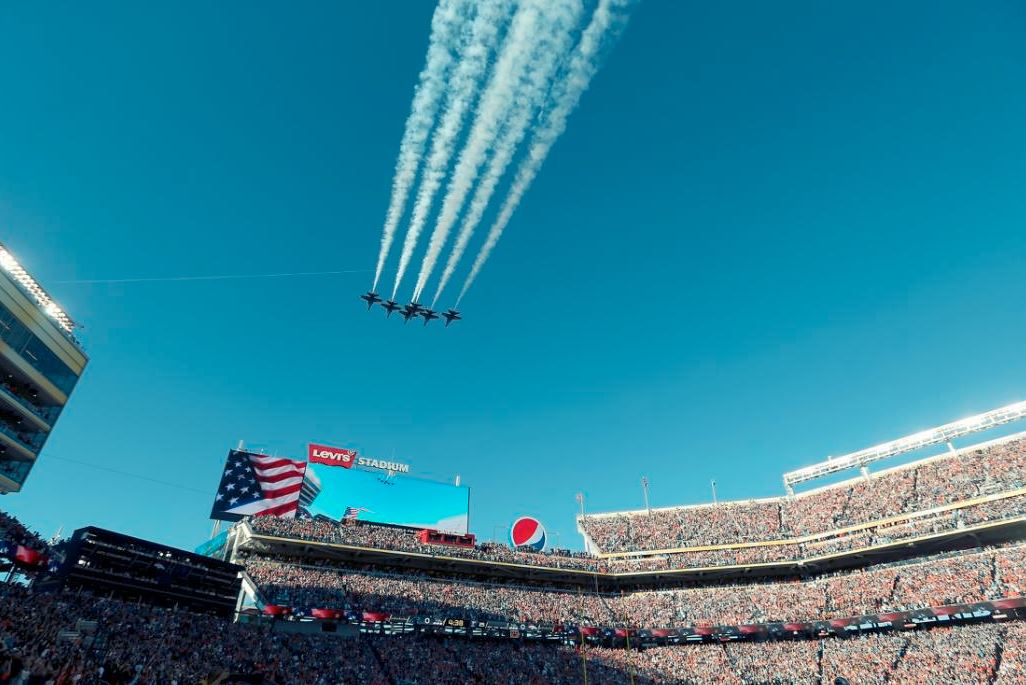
[0,241,87,493]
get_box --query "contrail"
[424,0,583,306]
[457,0,633,306]
[390,0,513,301]
[371,0,472,293]
[412,0,582,305]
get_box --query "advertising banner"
[307,443,357,468]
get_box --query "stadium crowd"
[5,581,1026,684]
[581,434,1026,554]
[239,543,1026,630]
[245,558,609,625]
[0,509,48,553]
[623,543,1026,627]
[249,517,603,572]
[0,583,389,685]
[250,490,1026,575]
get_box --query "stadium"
[7,394,1026,682]
[3,1,1025,683]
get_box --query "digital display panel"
[304,464,469,534]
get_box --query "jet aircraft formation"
[360,291,460,327]
[360,0,632,329]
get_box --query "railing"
[0,381,57,424]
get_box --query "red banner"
[14,546,45,567]
[262,605,289,616]
[308,443,357,468]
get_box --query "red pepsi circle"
[509,516,547,552]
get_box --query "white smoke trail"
[371,0,472,293]
[457,0,633,305]
[390,0,513,301]
[408,0,581,304]
[425,0,583,306]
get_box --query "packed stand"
[249,516,603,571]
[250,492,1026,576]
[0,584,388,685]
[242,543,1026,631]
[5,582,1026,684]
[581,433,1026,555]
[621,544,1026,628]
[245,558,611,625]
[0,509,48,551]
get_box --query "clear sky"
[1,1,1024,552]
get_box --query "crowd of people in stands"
[246,557,610,624]
[249,517,604,572]
[4,581,1026,684]
[581,434,1026,555]
[0,510,48,553]
[0,583,387,684]
[245,437,1026,575]
[250,488,1026,575]
[239,542,1026,631]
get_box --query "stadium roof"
[0,240,78,338]
[580,427,1026,522]
[783,399,1026,489]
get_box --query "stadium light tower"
[641,476,651,514]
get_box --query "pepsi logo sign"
[509,516,547,552]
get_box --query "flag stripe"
[250,455,302,468]
[253,501,301,517]
[253,461,306,471]
[257,475,305,491]
[226,488,304,515]
[261,482,304,499]
[254,465,305,481]
[255,469,306,484]
[253,463,307,478]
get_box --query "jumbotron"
[5,400,1026,683]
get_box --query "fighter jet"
[380,300,402,318]
[400,304,420,324]
[441,309,462,327]
[360,291,382,310]
[405,301,424,315]
[419,309,439,326]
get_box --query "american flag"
[343,506,369,520]
[210,450,308,521]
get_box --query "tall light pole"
[641,476,651,514]
[576,492,585,518]
[711,479,718,505]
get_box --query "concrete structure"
[0,241,87,493]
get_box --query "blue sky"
[1,1,1024,551]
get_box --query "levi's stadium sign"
[307,443,410,474]
[308,443,356,468]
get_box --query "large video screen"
[305,465,470,534]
